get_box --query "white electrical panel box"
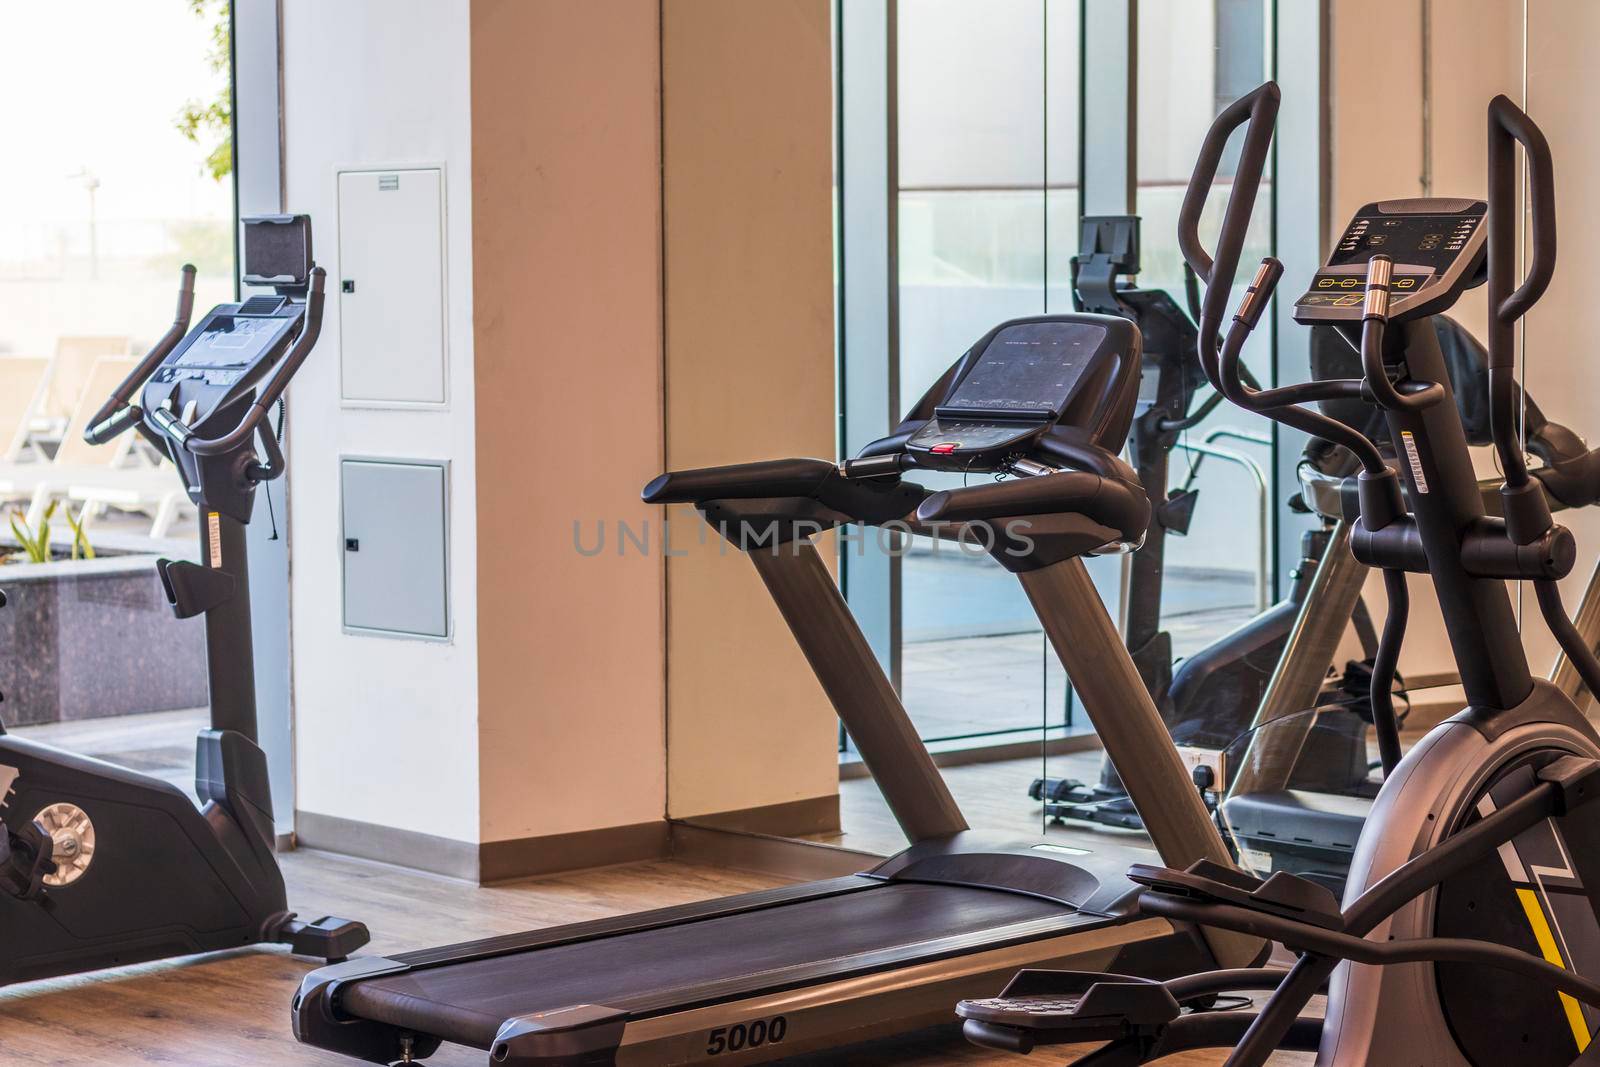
[341,458,450,639]
[336,167,447,405]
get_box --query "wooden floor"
[826,747,1148,856]
[0,843,1316,1066]
[0,711,1342,1065]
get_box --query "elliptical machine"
[1031,217,1391,830]
[957,85,1600,1066]
[0,215,367,986]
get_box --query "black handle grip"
[916,471,1150,544]
[149,405,195,446]
[84,404,143,447]
[1488,94,1556,354]
[1486,95,1557,491]
[642,458,836,504]
[1359,255,1445,413]
[83,265,196,445]
[1178,81,1280,383]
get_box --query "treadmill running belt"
[340,881,1069,1049]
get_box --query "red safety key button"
[930,443,959,454]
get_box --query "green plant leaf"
[65,505,94,561]
[9,507,49,564]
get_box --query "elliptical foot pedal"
[270,914,372,961]
[1538,755,1600,815]
[1130,859,1343,928]
[958,970,1180,1051]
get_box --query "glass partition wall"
[0,1,234,793]
[893,0,1085,748]
[836,0,1296,854]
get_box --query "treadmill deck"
[339,880,1101,1048]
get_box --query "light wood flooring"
[0,713,1331,1065]
[0,845,1314,1065]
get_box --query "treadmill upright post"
[1019,557,1261,969]
[748,541,968,842]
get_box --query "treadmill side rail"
[494,1006,629,1066]
[293,956,441,1065]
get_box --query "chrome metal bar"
[1174,440,1271,611]
[1203,427,1272,449]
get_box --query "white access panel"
[341,459,450,639]
[337,167,447,405]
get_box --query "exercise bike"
[958,84,1600,1066]
[0,215,367,986]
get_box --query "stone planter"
[0,554,208,726]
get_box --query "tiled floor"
[896,547,1259,742]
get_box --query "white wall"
[1525,0,1600,680]
[1328,0,1523,689]
[281,0,480,842]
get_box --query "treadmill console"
[905,318,1128,470]
[143,216,313,432]
[1294,198,1486,325]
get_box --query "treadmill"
[292,314,1261,1066]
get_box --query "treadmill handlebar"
[84,265,196,446]
[643,457,838,504]
[916,470,1150,544]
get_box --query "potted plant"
[1,503,207,726]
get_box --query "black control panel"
[143,223,312,435]
[144,300,305,430]
[1295,198,1486,325]
[903,318,1128,470]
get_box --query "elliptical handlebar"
[1358,255,1447,413]
[1487,94,1558,489]
[83,265,197,446]
[1178,80,1278,379]
[1179,82,1389,475]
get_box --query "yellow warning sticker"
[208,512,222,568]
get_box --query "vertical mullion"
[1271,0,1329,597]
[1080,0,1136,217]
[233,0,293,840]
[838,0,901,755]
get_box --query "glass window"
[0,1,233,778]
[835,0,1304,854]
[893,0,1089,747]
[1135,0,1275,662]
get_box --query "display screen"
[1326,212,1481,271]
[242,216,312,284]
[943,322,1104,414]
[172,315,295,369]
